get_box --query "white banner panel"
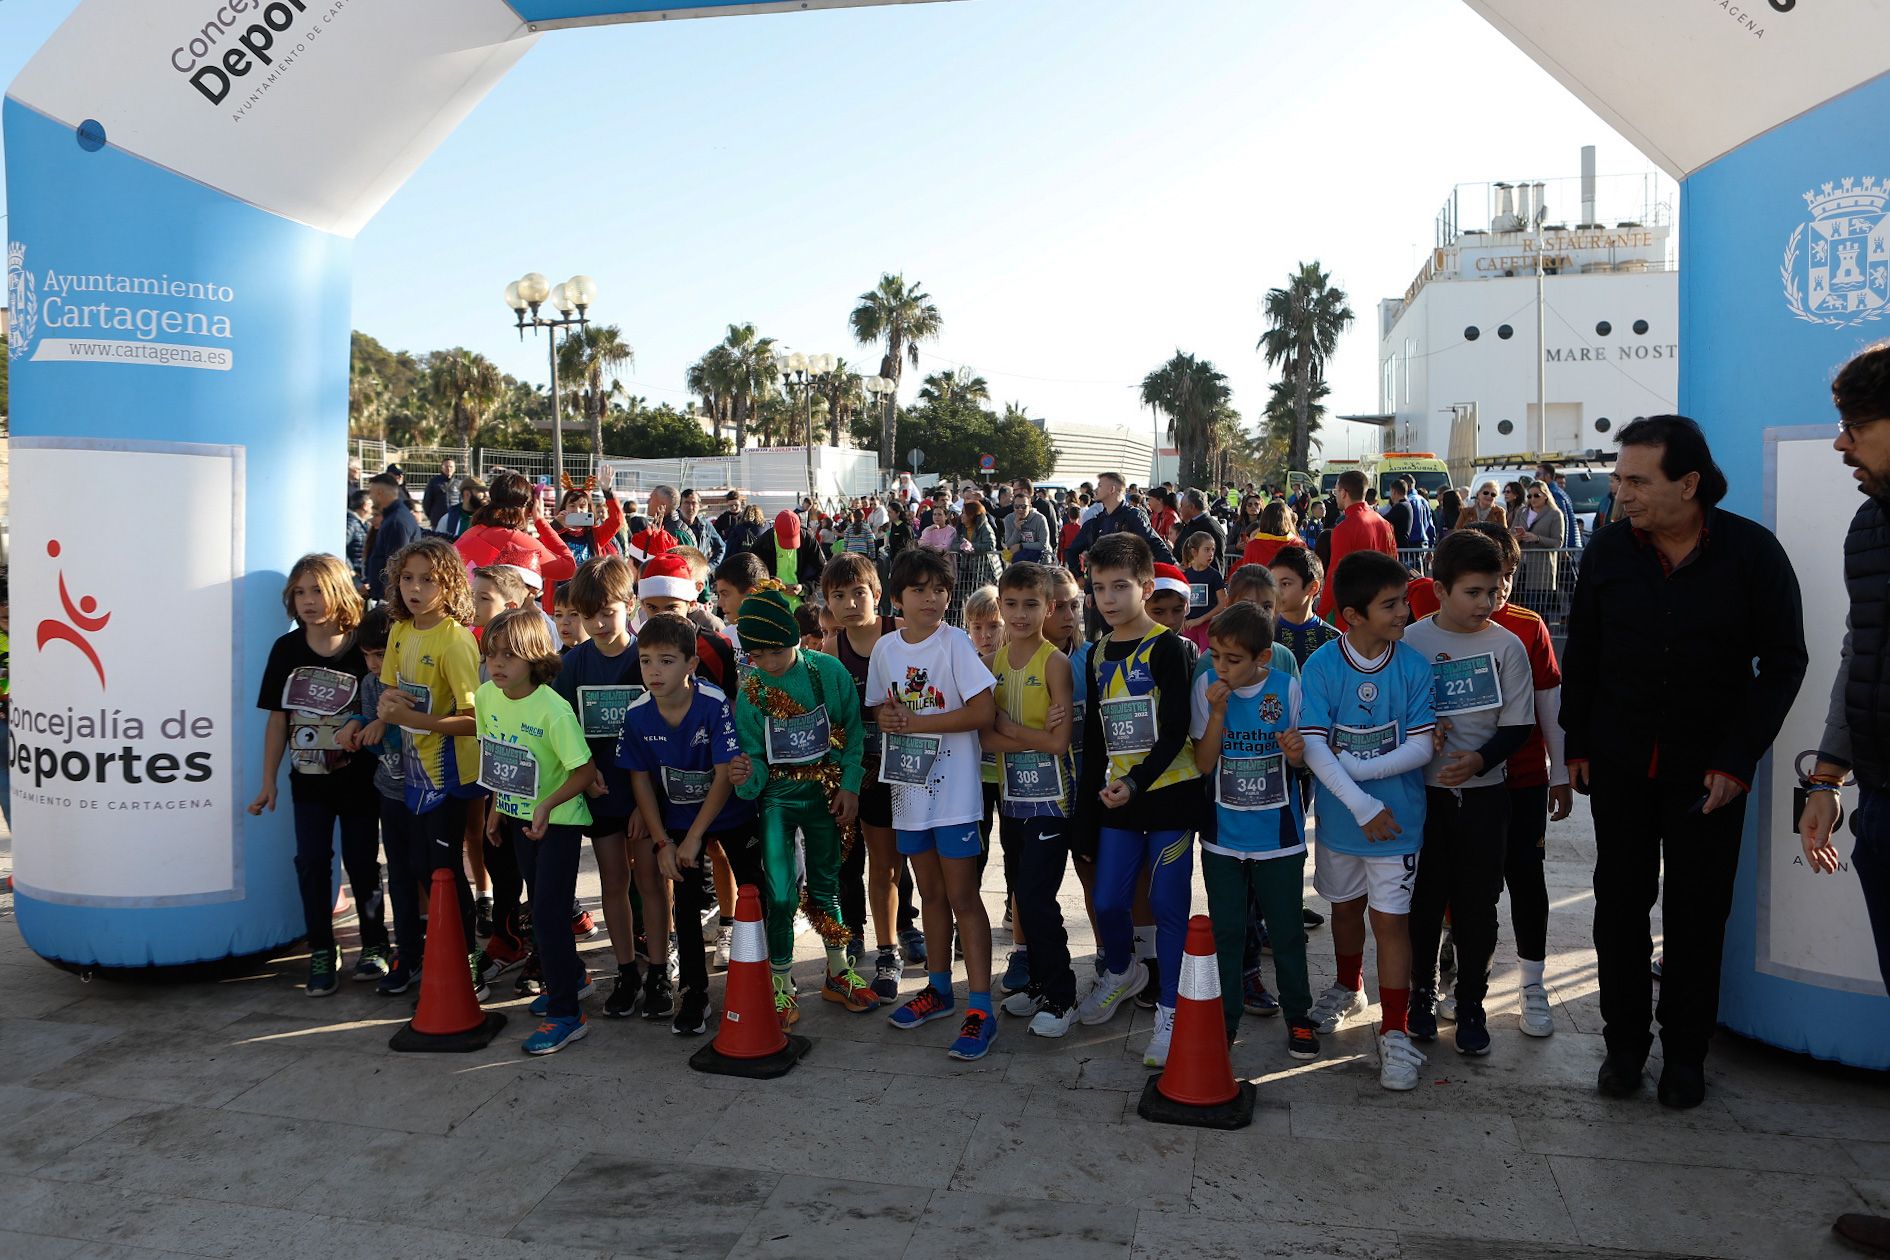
[6,0,534,237]
[1464,0,1890,177]
[9,440,242,903]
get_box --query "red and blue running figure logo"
[38,539,110,686]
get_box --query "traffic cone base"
[1138,915,1255,1130]
[390,869,507,1054]
[689,884,809,1079]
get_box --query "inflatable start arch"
[5,0,1888,1065]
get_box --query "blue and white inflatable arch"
[6,0,1888,1065]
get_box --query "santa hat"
[627,528,677,564]
[639,551,697,603]
[1153,562,1191,600]
[491,540,545,591]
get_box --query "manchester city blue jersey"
[1298,637,1434,858]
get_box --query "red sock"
[1336,952,1364,991]
[1380,986,1410,1035]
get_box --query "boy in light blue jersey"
[1298,550,1436,1092]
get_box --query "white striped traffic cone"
[1138,914,1256,1129]
[688,884,809,1079]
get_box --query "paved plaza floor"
[0,807,1886,1260]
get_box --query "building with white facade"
[1034,417,1156,488]
[1377,154,1678,469]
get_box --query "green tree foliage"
[1140,350,1232,489]
[556,324,635,460]
[849,273,943,468]
[880,396,1058,482]
[1259,261,1353,475]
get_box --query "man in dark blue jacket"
[364,473,420,602]
[1064,470,1175,571]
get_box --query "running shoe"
[306,947,340,998]
[1000,949,1031,995]
[513,952,543,997]
[1001,986,1044,1018]
[1518,983,1554,1038]
[528,972,599,1017]
[1309,984,1367,1035]
[474,894,494,939]
[947,1009,997,1060]
[352,946,391,983]
[672,990,711,1037]
[872,947,903,1003]
[822,968,880,1013]
[1455,1003,1492,1056]
[712,924,734,972]
[1301,906,1326,931]
[1028,999,1076,1039]
[1379,1029,1427,1091]
[470,952,491,1002]
[376,960,420,996]
[604,965,641,1018]
[572,906,598,940]
[1436,993,1458,1023]
[1242,971,1280,1017]
[1407,985,1439,1042]
[640,970,675,1021]
[1143,1004,1175,1068]
[1286,1016,1321,1061]
[1076,965,1148,1026]
[888,984,956,1030]
[522,1014,588,1056]
[1439,927,1456,977]
[477,939,523,986]
[775,983,801,1030]
[1134,957,1160,1010]
[847,934,864,967]
[899,927,927,965]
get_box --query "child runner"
[466,564,540,989]
[712,552,768,669]
[1298,549,1435,1090]
[1045,565,1104,959]
[963,585,1018,986]
[731,583,873,1029]
[822,553,910,1001]
[347,609,409,990]
[870,548,1001,1060]
[375,538,485,1000]
[1191,601,1316,1058]
[1178,531,1224,653]
[475,609,599,1055]
[248,554,389,995]
[983,563,1079,1037]
[618,613,763,1035]
[552,584,589,651]
[1074,533,1203,1069]
[1269,548,1341,671]
[1145,562,1195,643]
[1399,530,1535,1056]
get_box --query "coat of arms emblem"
[1784,179,1890,329]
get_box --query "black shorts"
[585,813,633,840]
[858,779,893,830]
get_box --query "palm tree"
[557,324,635,462]
[1259,261,1354,474]
[918,367,991,407]
[717,323,778,450]
[1263,375,1329,453]
[823,358,865,446]
[426,348,503,447]
[686,344,736,443]
[1001,401,1032,425]
[1140,351,1231,489]
[848,273,943,469]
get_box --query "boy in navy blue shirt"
[616,613,761,1035]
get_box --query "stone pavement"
[0,808,1886,1260]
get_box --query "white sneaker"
[1379,1029,1427,1091]
[1001,988,1044,1018]
[1518,983,1554,1037]
[1029,1000,1077,1038]
[1309,984,1367,1035]
[1435,993,1458,1023]
[1077,965,1148,1026]
[1143,1004,1176,1067]
[712,926,732,971]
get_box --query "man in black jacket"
[364,473,420,602]
[1065,470,1175,572]
[1800,349,1890,1258]
[1562,415,1806,1109]
[1171,489,1226,570]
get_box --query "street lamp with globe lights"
[863,374,896,487]
[503,270,598,489]
[776,349,839,508]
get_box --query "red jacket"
[1234,532,1304,574]
[1316,503,1398,618]
[454,521,577,613]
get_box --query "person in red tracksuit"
[1316,468,1398,622]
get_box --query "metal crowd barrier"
[1398,545,1580,650]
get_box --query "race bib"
[1100,695,1158,757]
[1431,653,1503,716]
[1333,721,1399,761]
[880,732,941,786]
[1002,750,1066,803]
[1189,581,1210,611]
[661,765,713,804]
[395,674,432,735]
[1217,753,1287,812]
[478,738,539,798]
[577,685,645,739]
[767,706,832,765]
[283,666,357,717]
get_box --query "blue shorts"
[897,822,984,861]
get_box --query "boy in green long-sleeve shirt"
[730,583,874,1030]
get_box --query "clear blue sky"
[1,0,1659,458]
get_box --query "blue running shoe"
[1456,1003,1491,1056]
[376,961,420,996]
[522,1014,589,1056]
[1242,971,1280,1017]
[947,1009,997,1060]
[888,984,956,1029]
[1408,986,1439,1042]
[528,971,597,1017]
[900,927,928,966]
[1000,949,1031,995]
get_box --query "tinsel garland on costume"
[741,663,859,947]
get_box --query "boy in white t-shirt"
[867,548,1000,1060]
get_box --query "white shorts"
[1313,847,1418,915]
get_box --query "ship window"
[1596,417,1612,433]
[1497,324,1514,340]
[1464,326,1480,342]
[1497,420,1515,436]
[1596,321,1612,337]
[1633,319,1650,335]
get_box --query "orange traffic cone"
[1137,914,1256,1129]
[389,869,506,1053]
[689,884,810,1079]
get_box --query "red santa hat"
[490,539,545,592]
[1152,562,1191,600]
[639,551,697,603]
[627,528,677,564]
